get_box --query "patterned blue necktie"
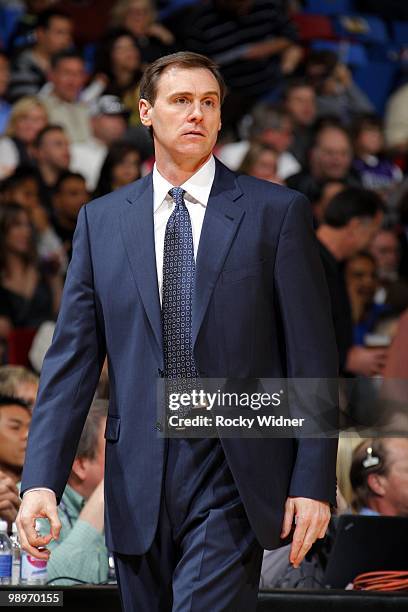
[162,187,198,381]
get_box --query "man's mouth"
[183,130,205,136]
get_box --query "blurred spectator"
[38,400,109,585]
[352,114,403,201]
[316,187,384,375]
[382,309,408,404]
[7,0,57,55]
[9,9,73,102]
[70,96,128,192]
[0,204,62,342]
[0,53,11,135]
[89,28,143,127]
[51,171,89,261]
[237,143,282,183]
[0,395,31,487]
[0,468,21,526]
[0,96,48,179]
[185,0,301,136]
[304,51,374,125]
[397,190,408,281]
[40,50,91,143]
[216,104,300,180]
[53,0,113,48]
[350,438,408,516]
[311,179,347,226]
[0,366,38,410]
[345,252,388,346]
[34,124,70,207]
[384,83,408,155]
[370,226,408,312]
[93,142,141,199]
[287,122,359,200]
[283,78,317,167]
[111,0,176,64]
[0,166,67,271]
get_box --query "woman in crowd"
[238,143,282,184]
[90,28,143,126]
[0,166,67,272]
[110,0,176,64]
[93,142,141,199]
[345,251,389,346]
[0,203,62,343]
[0,96,48,180]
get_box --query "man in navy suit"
[17,52,338,611]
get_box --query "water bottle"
[0,520,12,585]
[20,521,48,585]
[10,523,21,585]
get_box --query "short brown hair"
[139,51,227,105]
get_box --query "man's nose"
[188,102,203,122]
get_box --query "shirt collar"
[64,484,86,514]
[153,155,216,213]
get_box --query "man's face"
[285,86,316,126]
[370,230,400,276]
[92,114,127,146]
[51,58,86,103]
[38,16,72,55]
[54,177,89,222]
[0,405,31,471]
[381,439,408,516]
[349,211,384,254]
[311,128,352,180]
[139,66,222,168]
[38,129,70,170]
[260,118,293,154]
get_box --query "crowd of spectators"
[0,0,407,590]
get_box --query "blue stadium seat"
[353,62,398,115]
[0,6,23,48]
[334,15,388,44]
[311,40,368,66]
[304,0,355,15]
[392,21,408,48]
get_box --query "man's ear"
[367,472,386,497]
[139,98,152,127]
[71,456,87,481]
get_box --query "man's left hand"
[280,497,331,568]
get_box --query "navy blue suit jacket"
[21,160,338,554]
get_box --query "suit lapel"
[119,175,163,364]
[192,160,244,349]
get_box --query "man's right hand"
[16,490,61,560]
[0,471,20,524]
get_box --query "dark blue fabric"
[21,160,339,556]
[114,437,263,612]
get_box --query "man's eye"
[175,98,188,104]
[203,99,215,107]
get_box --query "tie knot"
[169,187,185,205]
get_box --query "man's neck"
[317,225,348,261]
[38,163,59,187]
[154,152,212,186]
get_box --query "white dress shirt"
[153,154,215,300]
[24,155,216,498]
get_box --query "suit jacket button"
[155,421,163,432]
